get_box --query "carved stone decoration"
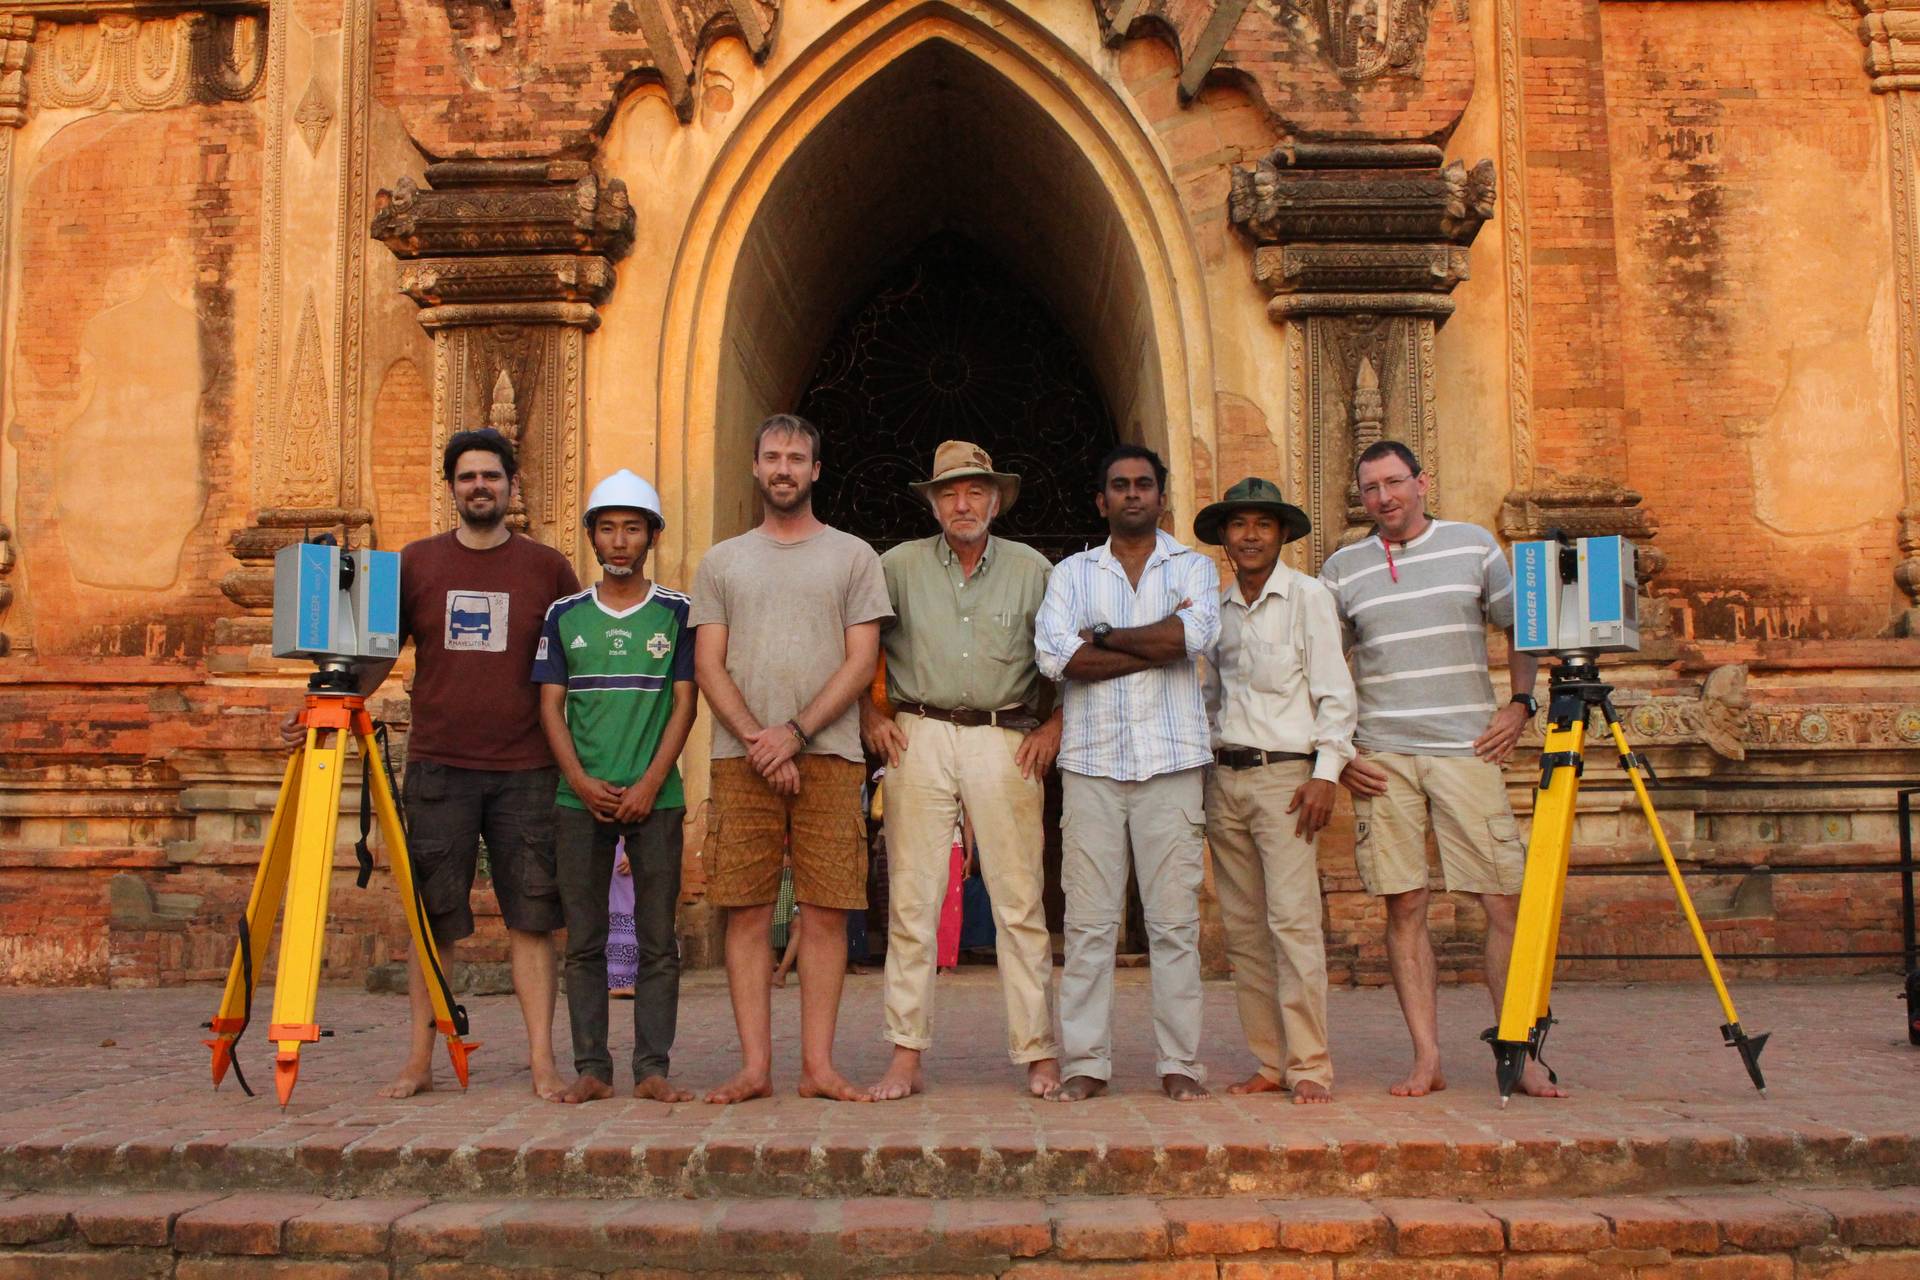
[1560,670,1920,757]
[1094,0,1472,144]
[0,16,32,128]
[1856,3,1920,633]
[375,159,634,555]
[275,293,335,509]
[31,12,265,111]
[0,521,14,656]
[292,77,331,154]
[1231,142,1492,569]
[1327,0,1435,83]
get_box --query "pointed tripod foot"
[205,1038,233,1088]
[274,1052,301,1107]
[1722,1022,1769,1095]
[444,1038,479,1090]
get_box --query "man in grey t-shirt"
[1320,441,1563,1102]
[690,413,893,1106]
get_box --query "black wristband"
[785,719,810,748]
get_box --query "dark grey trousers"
[555,804,684,1083]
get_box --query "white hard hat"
[583,469,665,532]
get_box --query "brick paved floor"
[2,972,1915,1198]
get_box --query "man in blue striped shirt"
[1035,445,1221,1102]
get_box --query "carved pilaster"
[1858,2,1920,632]
[373,160,634,557]
[0,17,28,655]
[1231,142,1493,567]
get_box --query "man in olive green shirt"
[860,441,1065,1100]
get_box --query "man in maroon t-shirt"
[280,427,579,1099]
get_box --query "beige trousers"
[880,713,1060,1062]
[1204,759,1333,1090]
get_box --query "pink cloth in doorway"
[937,838,965,969]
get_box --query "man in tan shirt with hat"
[1198,477,1357,1103]
[861,440,1065,1101]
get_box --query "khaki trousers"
[1205,759,1333,1090]
[880,713,1060,1063]
[1059,767,1207,1082]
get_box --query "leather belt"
[1214,746,1315,770]
[896,702,1040,733]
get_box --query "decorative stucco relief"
[1566,664,1920,758]
[31,12,265,111]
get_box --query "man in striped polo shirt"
[1320,441,1564,1100]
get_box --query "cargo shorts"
[402,759,564,945]
[1351,750,1526,897]
[705,754,868,910]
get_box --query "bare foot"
[1162,1072,1212,1102]
[772,967,790,990]
[868,1048,924,1102]
[704,1069,774,1105]
[1292,1080,1334,1105]
[798,1067,872,1102]
[634,1074,694,1103]
[1225,1071,1283,1097]
[1516,1059,1568,1098]
[376,1062,434,1099]
[1389,1056,1447,1097]
[532,1063,569,1102]
[1047,1075,1107,1103]
[1026,1058,1061,1098]
[557,1075,614,1105]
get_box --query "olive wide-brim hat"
[1193,476,1312,546]
[907,439,1021,515]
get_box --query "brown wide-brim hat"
[1194,476,1312,546]
[908,440,1021,515]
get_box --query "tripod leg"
[265,719,351,1106]
[1602,714,1768,1095]
[357,718,478,1087]
[206,750,303,1089]
[1492,716,1584,1105]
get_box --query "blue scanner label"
[1514,542,1550,650]
[365,550,400,638]
[296,544,332,652]
[1585,536,1623,624]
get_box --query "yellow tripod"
[1489,654,1768,1105]
[204,663,477,1106]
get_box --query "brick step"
[5,1185,1920,1278]
[10,1127,1920,1202]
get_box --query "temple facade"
[0,0,1915,987]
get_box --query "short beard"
[759,480,810,514]
[460,502,506,531]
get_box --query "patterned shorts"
[707,755,868,910]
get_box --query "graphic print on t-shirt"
[444,590,510,652]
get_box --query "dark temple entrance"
[800,232,1114,560]
[795,232,1120,956]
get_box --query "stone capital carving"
[1858,0,1920,92]
[1236,142,1494,567]
[374,159,631,555]
[372,162,635,261]
[0,16,32,128]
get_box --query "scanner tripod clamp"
[202,541,477,1107]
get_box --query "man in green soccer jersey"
[536,469,698,1105]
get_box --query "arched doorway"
[654,4,1219,952]
[798,231,1114,559]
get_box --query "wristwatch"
[1510,691,1539,716]
[1090,622,1114,649]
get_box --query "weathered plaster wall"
[1601,1,1900,641]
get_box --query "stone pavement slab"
[1,972,1915,1199]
